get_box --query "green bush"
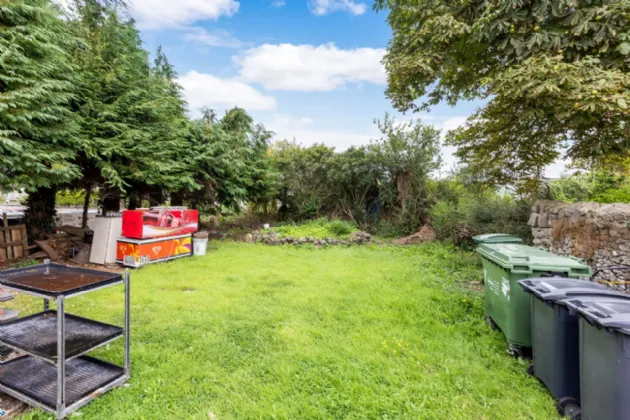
[271,218,358,239]
[328,220,354,236]
[548,172,630,204]
[374,219,410,239]
[430,192,531,246]
[592,184,630,203]
[56,189,99,207]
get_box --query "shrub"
[592,184,630,204]
[548,172,630,204]
[374,219,410,239]
[328,220,354,237]
[430,192,531,246]
[271,218,358,239]
[56,189,99,207]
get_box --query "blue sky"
[66,0,567,176]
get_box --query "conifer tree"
[0,0,81,236]
[69,1,194,211]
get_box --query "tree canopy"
[0,0,280,235]
[376,0,630,190]
[0,0,81,190]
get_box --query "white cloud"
[178,71,277,113]
[308,0,367,16]
[130,0,239,28]
[544,158,574,179]
[266,114,376,150]
[441,116,469,133]
[55,0,239,27]
[183,27,243,48]
[435,115,573,178]
[437,116,468,172]
[272,0,286,6]
[236,43,386,91]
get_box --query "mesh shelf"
[0,263,122,297]
[0,311,122,361]
[0,290,14,302]
[0,355,124,409]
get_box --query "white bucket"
[193,238,208,256]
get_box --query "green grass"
[271,218,359,239]
[10,242,556,419]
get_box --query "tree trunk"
[128,196,140,210]
[170,191,184,207]
[101,186,122,213]
[148,190,164,207]
[82,184,92,229]
[24,186,57,241]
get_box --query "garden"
[1,0,629,418]
[10,241,556,419]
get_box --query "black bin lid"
[518,277,623,302]
[565,295,630,333]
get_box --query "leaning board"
[0,214,27,262]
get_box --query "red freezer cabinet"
[116,234,192,268]
[122,208,198,239]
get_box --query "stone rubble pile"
[248,230,373,246]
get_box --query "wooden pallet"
[0,213,27,262]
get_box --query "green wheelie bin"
[473,233,523,245]
[476,244,592,356]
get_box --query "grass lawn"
[12,242,556,419]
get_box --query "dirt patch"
[392,225,437,245]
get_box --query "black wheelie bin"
[565,295,630,420]
[519,278,626,418]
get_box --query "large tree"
[376,0,630,191]
[68,0,194,212]
[0,0,82,237]
[180,108,277,213]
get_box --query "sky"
[72,0,568,177]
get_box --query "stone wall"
[530,200,630,286]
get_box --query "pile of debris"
[28,225,92,263]
[249,230,373,246]
[392,225,437,245]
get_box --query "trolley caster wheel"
[526,363,535,377]
[557,397,580,418]
[486,316,499,331]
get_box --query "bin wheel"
[526,363,535,377]
[557,397,580,418]
[486,317,499,331]
[507,343,531,359]
[569,413,581,420]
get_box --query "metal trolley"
[0,260,130,419]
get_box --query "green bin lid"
[476,244,592,277]
[473,233,523,244]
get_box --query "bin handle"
[597,314,630,329]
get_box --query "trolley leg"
[124,271,130,377]
[56,296,66,418]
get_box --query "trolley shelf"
[0,355,125,410]
[0,311,123,362]
[0,263,122,298]
[0,261,130,419]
